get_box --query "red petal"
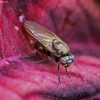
[0,0,100,100]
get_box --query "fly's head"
[60,53,74,67]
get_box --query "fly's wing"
[24,21,69,52]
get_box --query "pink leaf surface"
[0,0,100,100]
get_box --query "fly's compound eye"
[66,59,73,64]
[65,55,73,66]
[69,54,74,60]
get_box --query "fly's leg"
[58,62,61,83]
[45,48,48,60]
[36,59,47,63]
[65,67,71,78]
[23,53,36,58]
[58,64,71,83]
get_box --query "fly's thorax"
[53,39,69,55]
[60,53,74,67]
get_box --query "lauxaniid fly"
[24,21,74,82]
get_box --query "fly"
[24,21,74,82]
